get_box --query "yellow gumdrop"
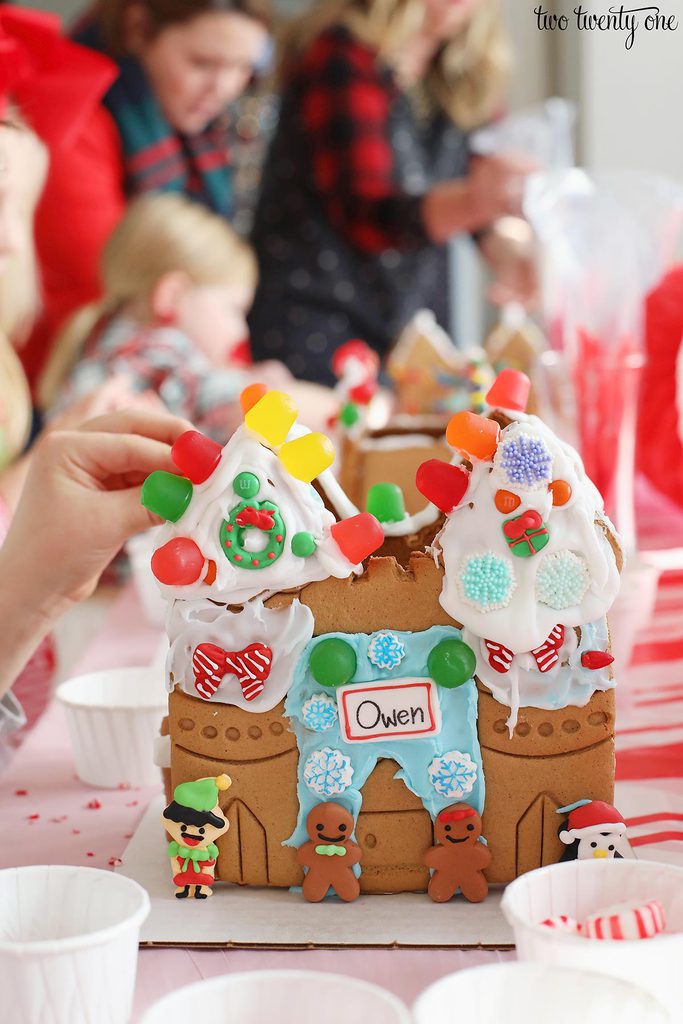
[279,432,335,482]
[244,390,298,447]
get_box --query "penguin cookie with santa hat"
[557,799,636,861]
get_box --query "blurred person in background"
[249,0,536,384]
[21,0,272,391]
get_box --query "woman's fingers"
[60,430,177,485]
[79,407,193,446]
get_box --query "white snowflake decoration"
[301,693,338,732]
[303,747,353,797]
[428,750,478,799]
[368,632,406,670]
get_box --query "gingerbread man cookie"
[296,802,361,902]
[422,803,491,903]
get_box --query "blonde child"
[41,192,323,440]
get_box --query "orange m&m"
[495,489,521,514]
[549,479,572,506]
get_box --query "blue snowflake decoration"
[303,747,353,797]
[368,632,406,670]
[500,433,553,488]
[301,693,338,732]
[428,750,478,799]
[536,549,590,610]
[460,552,516,612]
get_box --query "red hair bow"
[439,808,476,822]
[0,7,116,152]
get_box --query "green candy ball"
[339,402,360,428]
[366,482,406,524]
[309,638,357,688]
[232,472,260,499]
[291,531,317,558]
[428,639,476,689]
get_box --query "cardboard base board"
[117,797,514,949]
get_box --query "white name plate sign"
[337,677,442,743]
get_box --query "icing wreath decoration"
[220,499,286,570]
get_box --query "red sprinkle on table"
[15,789,27,796]
[86,799,102,809]
[27,814,39,821]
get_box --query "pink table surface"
[4,475,683,1020]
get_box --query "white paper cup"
[608,555,660,672]
[414,963,669,1024]
[0,865,149,1024]
[126,530,166,626]
[141,970,411,1024]
[57,667,166,787]
[502,860,683,1018]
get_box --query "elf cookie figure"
[557,799,636,861]
[297,802,362,902]
[423,803,491,903]
[162,774,232,899]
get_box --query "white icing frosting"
[166,597,314,713]
[154,424,360,604]
[437,416,621,654]
[318,467,441,539]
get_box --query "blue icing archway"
[284,625,483,850]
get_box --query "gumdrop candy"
[332,339,379,380]
[366,482,406,523]
[330,513,384,565]
[349,380,377,404]
[240,382,268,416]
[171,431,222,484]
[339,402,360,428]
[245,390,297,447]
[415,460,470,513]
[486,369,530,413]
[279,432,334,482]
[428,639,476,689]
[151,538,205,585]
[310,638,357,687]
[141,471,193,523]
[446,412,500,462]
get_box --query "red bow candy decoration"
[235,506,275,531]
[485,625,565,676]
[503,509,542,540]
[439,807,476,822]
[192,642,273,702]
[0,7,116,152]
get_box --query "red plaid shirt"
[297,28,426,253]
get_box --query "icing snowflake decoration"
[301,693,339,732]
[303,747,353,797]
[499,433,553,488]
[368,632,406,670]
[536,550,590,610]
[459,552,516,612]
[428,751,478,799]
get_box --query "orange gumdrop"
[446,411,500,462]
[240,382,268,416]
[495,489,521,514]
[549,479,572,506]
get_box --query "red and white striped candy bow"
[192,642,273,702]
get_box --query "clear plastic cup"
[141,970,411,1024]
[57,666,166,787]
[414,963,669,1024]
[502,859,683,1019]
[0,865,149,1024]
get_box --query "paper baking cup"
[141,971,411,1024]
[502,859,683,1018]
[126,530,166,626]
[414,963,669,1024]
[57,667,167,787]
[0,865,149,1024]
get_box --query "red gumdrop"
[581,651,615,670]
[171,431,222,484]
[349,379,378,405]
[331,513,384,564]
[416,460,470,514]
[486,369,531,413]
[332,339,379,379]
[151,538,205,586]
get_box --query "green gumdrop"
[340,402,360,428]
[428,638,476,689]
[141,471,193,523]
[291,531,317,558]
[366,482,406,524]
[309,638,357,688]
[233,471,260,499]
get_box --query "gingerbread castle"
[148,372,621,895]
